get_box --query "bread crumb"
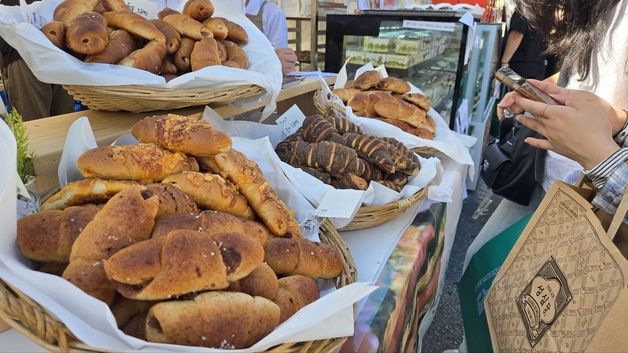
[201,336,206,341]
[70,218,75,223]
[210,252,215,256]
[310,251,314,255]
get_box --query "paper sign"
[275,104,306,136]
[403,20,456,32]
[315,189,364,219]
[125,0,158,19]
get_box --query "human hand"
[496,91,525,120]
[513,89,620,170]
[275,48,298,75]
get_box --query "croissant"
[182,0,214,22]
[150,19,181,54]
[143,183,199,217]
[162,14,213,40]
[162,171,255,219]
[264,237,343,279]
[41,178,140,211]
[375,77,411,94]
[402,92,431,111]
[217,17,248,44]
[77,143,198,181]
[41,21,66,49]
[354,70,382,90]
[332,88,360,103]
[228,263,278,301]
[222,40,248,69]
[376,117,435,140]
[119,40,167,74]
[376,179,402,192]
[373,99,427,128]
[104,229,264,300]
[103,11,166,44]
[274,275,319,323]
[85,29,136,64]
[145,292,280,349]
[157,7,180,20]
[190,37,221,71]
[131,114,232,156]
[348,90,394,118]
[65,12,108,55]
[174,37,195,72]
[203,18,228,40]
[53,0,99,24]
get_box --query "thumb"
[524,137,553,151]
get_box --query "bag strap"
[607,186,628,240]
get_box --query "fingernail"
[515,115,522,122]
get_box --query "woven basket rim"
[0,219,355,353]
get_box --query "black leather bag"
[481,117,546,205]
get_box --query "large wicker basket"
[0,219,356,353]
[63,84,264,113]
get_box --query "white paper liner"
[0,118,376,352]
[0,0,282,118]
[202,106,443,229]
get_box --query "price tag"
[315,189,364,219]
[402,20,456,32]
[275,105,306,136]
[125,0,158,19]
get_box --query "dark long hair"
[517,0,621,81]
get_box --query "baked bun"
[41,178,140,211]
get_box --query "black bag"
[481,117,546,205]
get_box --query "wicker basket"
[0,219,356,353]
[63,84,264,113]
[340,188,427,232]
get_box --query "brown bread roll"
[17,204,100,263]
[222,40,248,69]
[41,21,66,49]
[53,0,99,24]
[216,40,227,62]
[274,275,319,323]
[98,0,130,12]
[151,210,269,246]
[37,262,68,276]
[162,14,212,40]
[143,183,199,217]
[150,19,181,54]
[85,29,136,64]
[300,114,338,143]
[332,88,360,103]
[332,174,368,190]
[191,37,221,71]
[264,238,343,279]
[376,179,402,192]
[323,112,363,135]
[278,140,366,178]
[103,11,166,44]
[63,187,159,305]
[217,17,248,44]
[378,117,434,140]
[41,178,140,211]
[354,70,382,90]
[222,60,241,68]
[344,79,357,88]
[111,297,155,329]
[375,77,411,94]
[157,7,180,20]
[159,57,178,75]
[212,150,297,237]
[298,165,332,184]
[182,0,214,22]
[119,40,167,74]
[123,312,148,340]
[347,90,393,118]
[162,172,255,219]
[145,292,280,349]
[65,12,108,55]
[330,133,397,174]
[228,263,279,301]
[174,37,195,72]
[373,98,426,127]
[130,114,232,156]
[203,17,228,40]
[402,92,431,111]
[77,143,199,181]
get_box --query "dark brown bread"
[300,115,337,143]
[85,29,136,64]
[110,297,154,329]
[41,178,140,211]
[361,159,383,181]
[298,165,332,184]
[228,263,278,301]
[191,37,221,71]
[160,57,178,75]
[332,174,368,190]
[53,0,99,24]
[145,292,280,349]
[103,11,166,44]
[123,312,147,340]
[41,21,66,49]
[354,70,382,90]
[384,171,410,190]
[264,238,343,279]
[174,37,195,72]
[17,204,100,263]
[183,0,214,22]
[203,18,228,40]
[143,183,199,217]
[376,179,402,192]
[375,77,411,94]
[162,14,212,40]
[119,40,167,74]
[150,19,181,54]
[323,112,363,135]
[274,275,319,323]
[331,133,397,174]
[65,12,108,55]
[217,17,248,44]
[131,114,232,156]
[290,140,366,178]
[222,40,248,69]
[382,137,420,176]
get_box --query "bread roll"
[53,0,99,24]
[41,178,140,211]
[375,77,411,94]
[274,275,319,323]
[174,37,195,72]
[228,263,278,301]
[85,29,136,64]
[119,40,167,74]
[333,88,360,103]
[330,133,397,173]
[150,19,181,54]
[17,204,100,263]
[402,92,431,111]
[158,7,180,20]
[203,18,228,40]
[373,98,429,129]
[77,143,199,181]
[216,40,227,62]
[354,70,382,90]
[332,174,368,190]
[123,312,148,340]
[183,0,214,22]
[131,114,232,156]
[162,172,255,219]
[37,262,68,276]
[191,37,221,71]
[217,17,248,44]
[143,183,199,217]
[162,14,212,40]
[213,150,298,237]
[222,40,248,69]
[151,210,269,247]
[103,11,166,44]
[264,238,343,279]
[160,57,178,75]
[344,79,357,88]
[63,187,159,304]
[376,117,435,140]
[347,90,393,118]
[145,292,280,349]
[65,12,108,55]
[98,0,130,12]
[41,21,66,49]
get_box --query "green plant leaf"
[2,108,36,184]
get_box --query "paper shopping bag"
[485,181,628,352]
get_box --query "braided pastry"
[291,140,366,177]
[300,115,337,143]
[330,133,396,174]
[323,112,362,135]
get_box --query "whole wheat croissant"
[228,262,278,301]
[203,18,228,40]
[264,237,343,279]
[274,275,319,323]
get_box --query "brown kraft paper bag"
[484,181,628,352]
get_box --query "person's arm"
[500,31,524,67]
[262,3,288,48]
[585,148,628,223]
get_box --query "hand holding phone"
[495,67,562,119]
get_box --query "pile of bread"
[275,114,420,192]
[332,70,436,140]
[17,114,344,349]
[40,0,249,79]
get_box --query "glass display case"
[325,11,471,128]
